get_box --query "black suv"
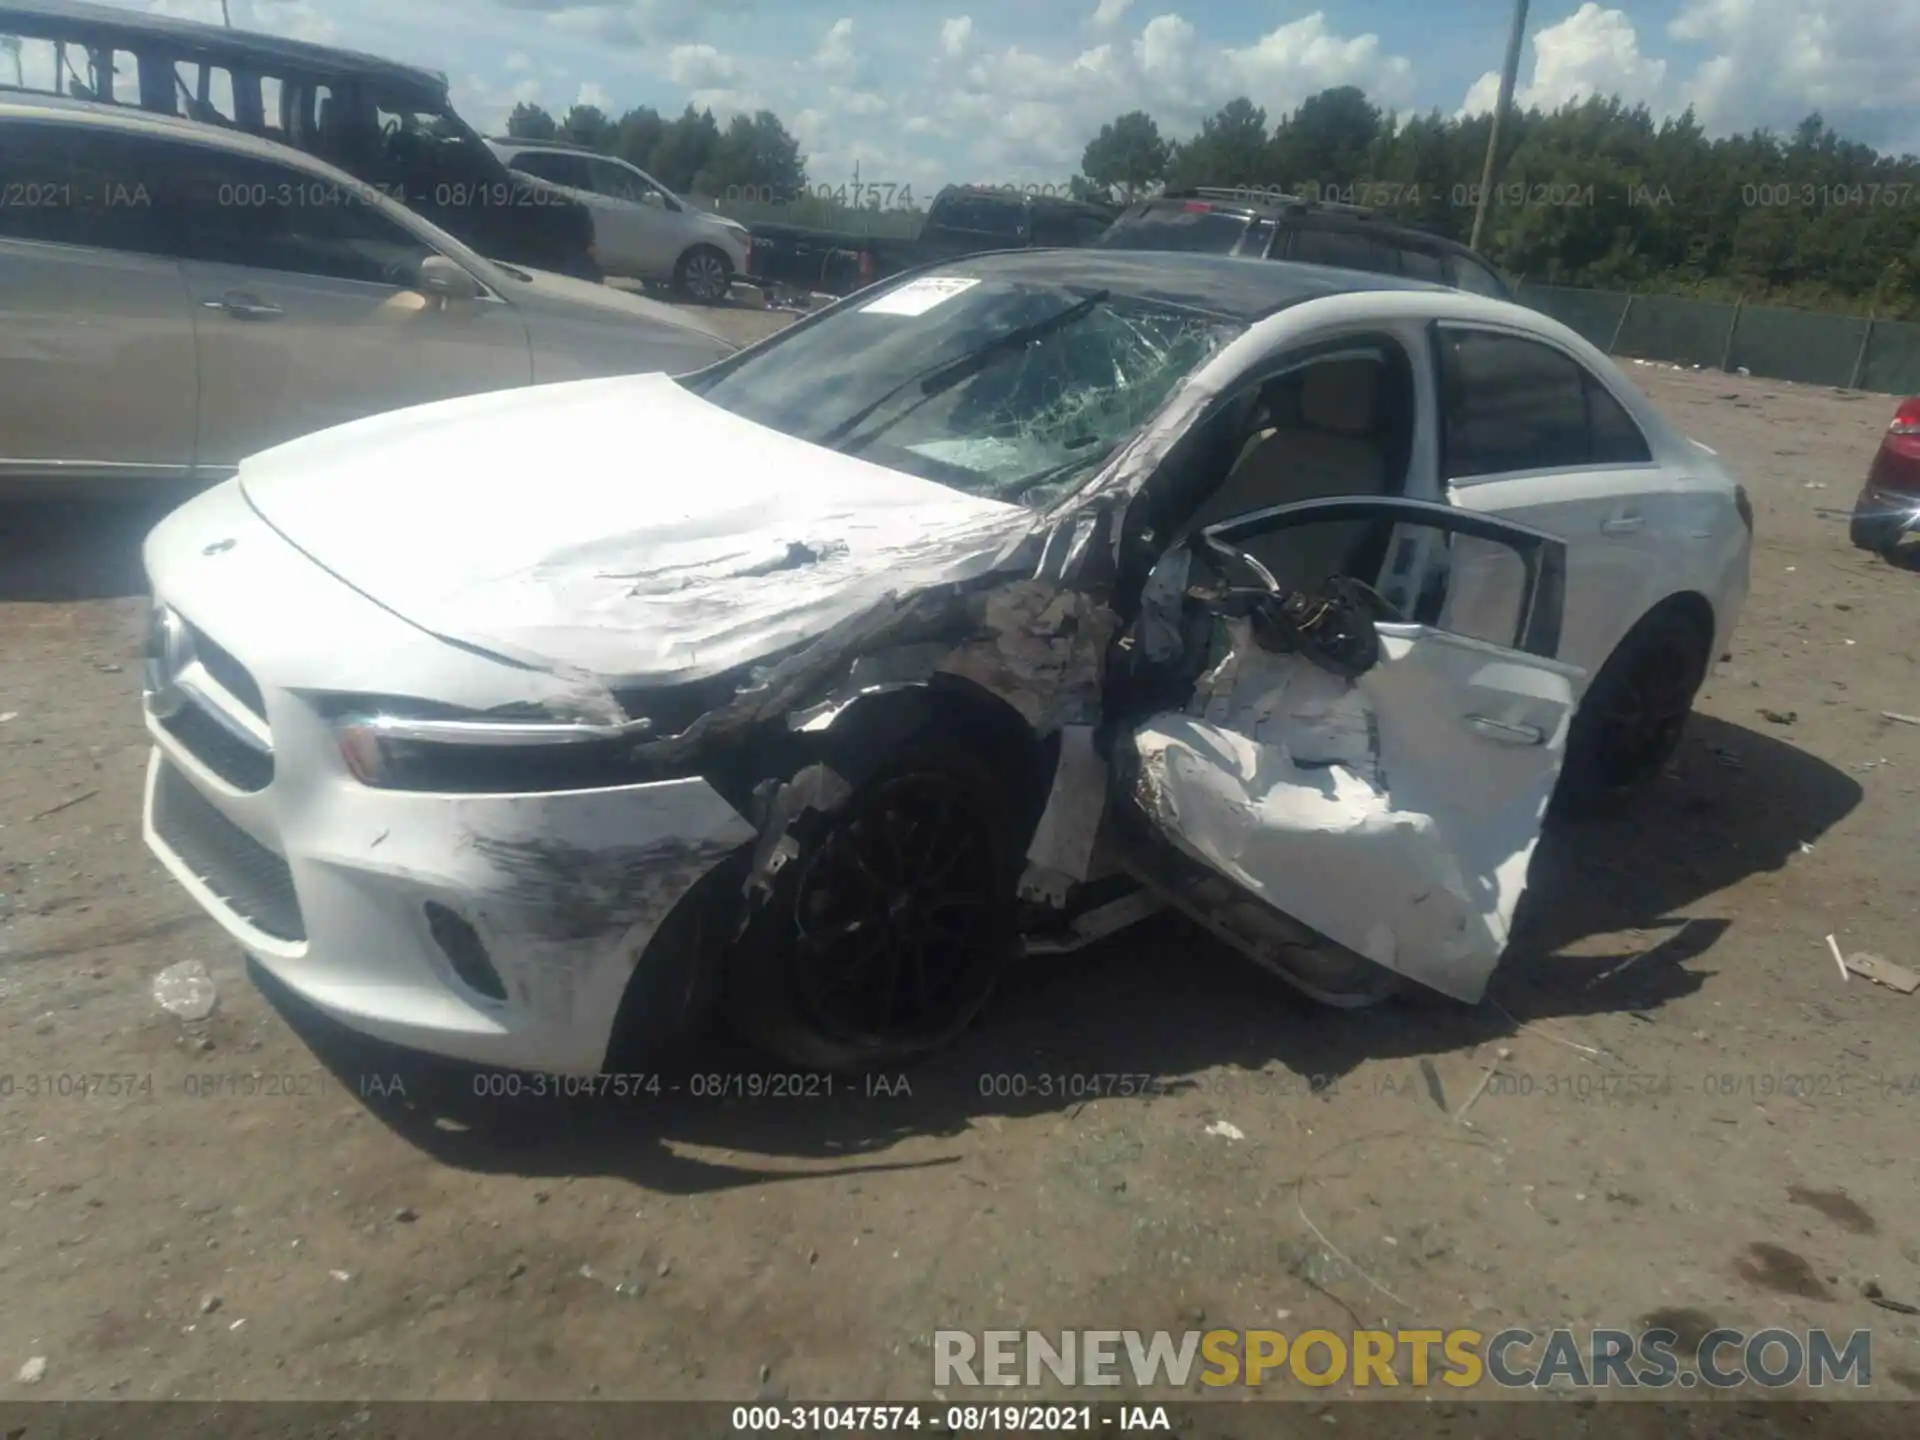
[910,185,1120,264]
[1097,188,1509,299]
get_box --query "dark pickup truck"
[746,184,1118,299]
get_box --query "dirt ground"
[3,324,1919,1411]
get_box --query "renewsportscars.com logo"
[933,1327,1875,1390]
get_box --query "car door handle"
[1464,715,1546,746]
[203,293,284,320]
[1600,514,1645,535]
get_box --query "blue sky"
[68,2,1920,191]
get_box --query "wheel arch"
[811,678,1061,852]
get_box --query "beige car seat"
[1190,358,1394,595]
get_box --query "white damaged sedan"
[140,250,1750,1075]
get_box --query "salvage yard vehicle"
[0,97,735,487]
[485,137,753,303]
[1098,188,1513,298]
[0,0,601,278]
[1848,394,1920,560]
[139,250,1751,1078]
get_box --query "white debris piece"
[153,960,218,1020]
[1204,1120,1246,1141]
[17,1356,47,1384]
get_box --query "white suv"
[486,139,751,303]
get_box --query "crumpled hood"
[238,372,1035,689]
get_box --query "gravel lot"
[3,321,1919,1411]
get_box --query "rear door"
[156,139,531,472]
[0,119,196,480]
[1432,324,1673,682]
[1115,497,1580,1003]
[584,157,685,276]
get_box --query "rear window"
[1286,226,1406,275]
[1399,247,1446,283]
[932,194,1025,237]
[1097,204,1252,254]
[1446,253,1509,298]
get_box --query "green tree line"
[1079,89,1920,318]
[506,87,1920,319]
[504,100,807,203]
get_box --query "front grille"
[152,762,305,942]
[161,701,273,792]
[182,619,266,719]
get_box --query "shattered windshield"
[695,275,1242,507]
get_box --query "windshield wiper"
[817,289,1112,453]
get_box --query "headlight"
[332,712,653,791]
[325,658,788,792]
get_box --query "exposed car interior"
[1185,348,1416,599]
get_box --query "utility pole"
[219,1,232,26]
[1469,0,1528,254]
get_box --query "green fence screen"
[1512,282,1920,396]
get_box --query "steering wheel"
[1198,535,1395,681]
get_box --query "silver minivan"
[0,97,736,489]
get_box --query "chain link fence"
[1514,281,1920,396]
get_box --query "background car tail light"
[858,250,876,283]
[1869,396,1920,494]
[1182,201,1214,213]
[1734,484,1753,532]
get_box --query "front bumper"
[1850,484,1920,549]
[139,482,759,1076]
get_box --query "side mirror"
[416,254,484,300]
[641,190,667,209]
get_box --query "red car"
[1850,396,1920,558]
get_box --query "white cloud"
[1669,0,1920,151]
[1087,0,1133,29]
[667,42,739,88]
[940,16,973,59]
[505,51,534,71]
[812,16,858,83]
[574,79,611,108]
[1450,0,1920,153]
[1225,12,1416,116]
[1460,4,1666,117]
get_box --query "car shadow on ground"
[0,491,201,603]
[266,711,1861,1196]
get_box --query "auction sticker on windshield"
[861,276,981,316]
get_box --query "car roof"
[934,184,1118,218]
[921,248,1447,321]
[0,0,445,95]
[487,137,607,155]
[1129,190,1487,259]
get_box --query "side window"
[1438,328,1649,477]
[512,151,593,189]
[174,62,237,125]
[1288,226,1401,275]
[1587,374,1654,464]
[1237,218,1276,258]
[259,76,287,135]
[0,123,175,255]
[1072,213,1113,244]
[166,147,435,286]
[586,158,648,203]
[1398,246,1446,283]
[936,195,1023,237]
[1446,254,1507,298]
[1193,508,1550,654]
